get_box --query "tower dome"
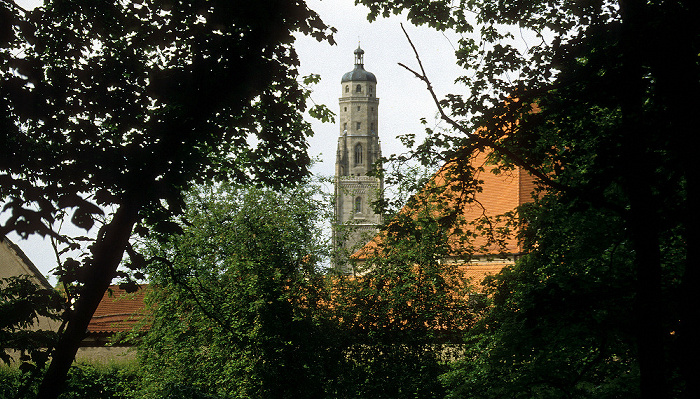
[341,45,377,83]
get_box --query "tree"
[358,1,698,397]
[135,180,481,399]
[329,180,485,398]
[442,197,649,398]
[0,0,334,397]
[0,276,63,374]
[136,182,339,398]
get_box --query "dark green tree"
[1,0,334,397]
[442,197,649,398]
[1,362,140,399]
[329,185,484,398]
[138,176,485,398]
[0,275,63,372]
[136,182,338,398]
[357,1,697,397]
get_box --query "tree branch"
[398,23,626,216]
[1,0,28,14]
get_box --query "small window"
[354,197,362,213]
[345,85,349,93]
[355,143,363,164]
[369,86,373,94]
[344,107,347,112]
[356,122,361,130]
[356,84,362,93]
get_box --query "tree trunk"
[618,2,669,396]
[679,175,700,399]
[36,201,139,399]
[626,196,667,398]
[644,1,700,396]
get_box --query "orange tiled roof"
[356,147,536,261]
[446,148,535,255]
[457,262,511,289]
[356,100,540,263]
[87,285,149,333]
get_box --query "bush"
[0,362,140,399]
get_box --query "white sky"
[9,0,466,282]
[299,0,464,178]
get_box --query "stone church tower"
[333,46,383,272]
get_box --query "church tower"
[333,46,383,272]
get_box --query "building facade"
[0,237,144,364]
[333,46,383,272]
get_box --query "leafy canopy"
[1,0,335,395]
[137,181,336,398]
[358,0,698,397]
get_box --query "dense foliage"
[443,199,642,398]
[0,363,140,399]
[361,0,697,397]
[1,0,334,395]
[331,201,484,398]
[3,0,697,397]
[0,276,63,370]
[134,181,480,398]
[136,183,337,398]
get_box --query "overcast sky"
[298,0,464,179]
[9,0,467,282]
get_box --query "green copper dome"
[341,45,377,83]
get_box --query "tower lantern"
[354,45,364,66]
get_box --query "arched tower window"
[355,197,362,213]
[355,143,363,164]
[345,85,349,93]
[356,84,362,93]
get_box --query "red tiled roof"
[87,285,149,333]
